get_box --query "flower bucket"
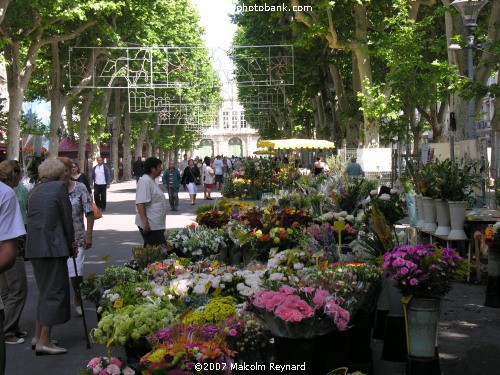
[406,297,441,358]
[415,195,425,229]
[382,280,407,362]
[434,199,450,236]
[447,201,468,240]
[421,197,437,232]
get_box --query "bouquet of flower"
[302,262,381,316]
[250,285,350,339]
[369,188,407,227]
[140,324,236,375]
[78,357,134,375]
[167,226,228,260]
[381,244,470,298]
[81,266,143,305]
[196,210,231,228]
[91,301,177,347]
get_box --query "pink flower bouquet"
[79,357,134,375]
[250,285,350,339]
[382,244,469,298]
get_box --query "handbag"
[189,167,201,185]
[92,202,103,220]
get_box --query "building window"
[228,137,243,157]
[232,111,238,129]
[223,111,229,129]
[240,113,247,128]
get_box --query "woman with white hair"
[26,158,76,355]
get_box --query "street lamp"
[107,113,116,182]
[450,0,489,140]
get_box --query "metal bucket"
[407,298,441,357]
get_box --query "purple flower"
[409,278,419,286]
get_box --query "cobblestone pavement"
[6,180,499,374]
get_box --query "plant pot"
[447,201,468,240]
[421,197,437,232]
[415,195,425,229]
[434,199,451,236]
[382,280,407,362]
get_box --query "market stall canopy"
[256,139,335,150]
[253,149,276,155]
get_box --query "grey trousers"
[167,186,179,210]
[0,256,27,337]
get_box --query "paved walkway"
[5,180,500,374]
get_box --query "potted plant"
[432,159,453,236]
[418,163,438,232]
[382,244,469,371]
[435,159,482,240]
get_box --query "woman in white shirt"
[135,157,168,247]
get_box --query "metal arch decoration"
[69,45,294,89]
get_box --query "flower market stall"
[79,170,470,375]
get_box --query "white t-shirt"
[0,181,26,310]
[94,164,107,184]
[135,175,167,230]
[213,158,223,175]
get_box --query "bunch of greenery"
[81,266,143,304]
[132,245,167,270]
[433,158,482,202]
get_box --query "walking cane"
[72,252,91,349]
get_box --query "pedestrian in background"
[132,156,144,182]
[0,161,28,347]
[58,157,94,317]
[213,155,224,190]
[26,158,76,355]
[162,160,181,211]
[70,161,91,195]
[181,159,200,205]
[0,172,25,372]
[91,157,111,211]
[203,156,215,200]
[344,157,365,178]
[135,157,167,247]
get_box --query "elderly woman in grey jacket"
[26,158,76,355]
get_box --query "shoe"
[73,303,83,316]
[35,344,67,355]
[5,336,24,345]
[16,331,27,338]
[31,338,58,350]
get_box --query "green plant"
[132,245,166,270]
[91,301,177,347]
[434,158,482,202]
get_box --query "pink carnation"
[228,328,238,337]
[88,358,101,369]
[300,287,316,294]
[109,358,121,367]
[99,371,109,375]
[106,364,121,375]
[123,368,135,375]
[312,289,330,308]
[325,301,350,331]
[279,285,297,295]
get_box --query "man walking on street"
[133,156,144,182]
[162,160,181,211]
[213,155,224,191]
[92,157,111,211]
